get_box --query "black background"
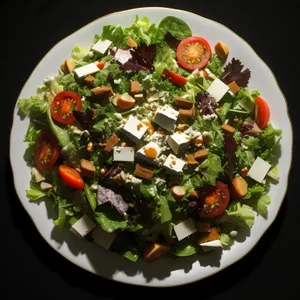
[1,0,299,299]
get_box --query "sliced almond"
[80,159,96,178]
[221,123,235,133]
[174,97,194,109]
[84,75,95,87]
[40,182,53,191]
[241,167,248,177]
[189,190,198,197]
[143,242,170,262]
[134,164,155,180]
[186,155,199,165]
[170,186,186,199]
[194,149,209,160]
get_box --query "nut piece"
[84,75,95,87]
[130,81,142,94]
[194,136,203,147]
[194,149,209,160]
[104,134,119,152]
[143,242,170,262]
[134,163,155,180]
[127,38,137,48]
[196,227,220,245]
[170,186,186,199]
[177,123,189,131]
[91,85,113,96]
[179,105,195,119]
[221,123,235,133]
[189,190,198,197]
[241,167,248,177]
[40,182,53,191]
[214,41,229,60]
[86,142,93,152]
[60,59,75,74]
[80,159,96,178]
[227,81,240,94]
[174,97,194,109]
[185,155,199,165]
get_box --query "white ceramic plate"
[10,7,293,287]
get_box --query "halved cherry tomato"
[198,181,230,218]
[51,91,82,125]
[34,131,60,171]
[255,97,270,129]
[58,165,84,190]
[176,36,212,71]
[161,68,187,86]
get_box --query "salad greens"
[18,15,282,263]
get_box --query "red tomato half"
[58,165,84,190]
[51,91,82,125]
[161,68,187,86]
[177,36,212,71]
[255,97,270,129]
[199,181,230,218]
[34,131,60,171]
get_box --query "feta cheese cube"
[91,226,116,250]
[167,131,191,154]
[174,218,197,241]
[207,78,229,102]
[153,104,179,131]
[91,39,112,54]
[163,154,185,173]
[122,115,148,143]
[73,63,99,78]
[113,146,135,162]
[247,156,271,183]
[114,49,132,64]
[136,142,162,164]
[199,240,222,252]
[70,215,96,239]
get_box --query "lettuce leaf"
[257,195,271,218]
[158,16,192,40]
[154,41,177,74]
[26,182,47,201]
[201,153,224,186]
[234,88,259,112]
[220,233,234,247]
[207,54,223,77]
[71,44,88,63]
[18,96,48,116]
[57,74,92,97]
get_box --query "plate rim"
[9,6,294,287]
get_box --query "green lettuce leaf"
[99,25,126,47]
[207,54,223,77]
[26,182,47,201]
[153,195,172,223]
[173,237,197,257]
[123,249,139,262]
[154,41,177,74]
[243,183,265,200]
[220,233,234,247]
[234,88,260,112]
[57,74,92,97]
[257,195,271,218]
[158,16,192,40]
[71,44,87,62]
[202,153,223,186]
[18,96,48,116]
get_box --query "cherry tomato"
[51,91,82,125]
[255,97,270,129]
[199,181,230,218]
[58,165,84,190]
[176,36,212,71]
[161,68,187,86]
[34,131,59,171]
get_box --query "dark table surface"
[1,0,299,299]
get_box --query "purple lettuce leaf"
[196,91,218,115]
[97,184,129,214]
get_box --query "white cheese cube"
[247,156,271,183]
[153,104,179,131]
[136,142,162,164]
[114,49,132,64]
[113,146,135,162]
[207,78,229,102]
[174,218,197,241]
[200,240,222,252]
[122,115,148,143]
[70,215,96,239]
[91,39,112,54]
[167,131,191,154]
[163,154,185,173]
[73,63,99,78]
[91,226,116,250]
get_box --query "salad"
[18,15,282,262]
